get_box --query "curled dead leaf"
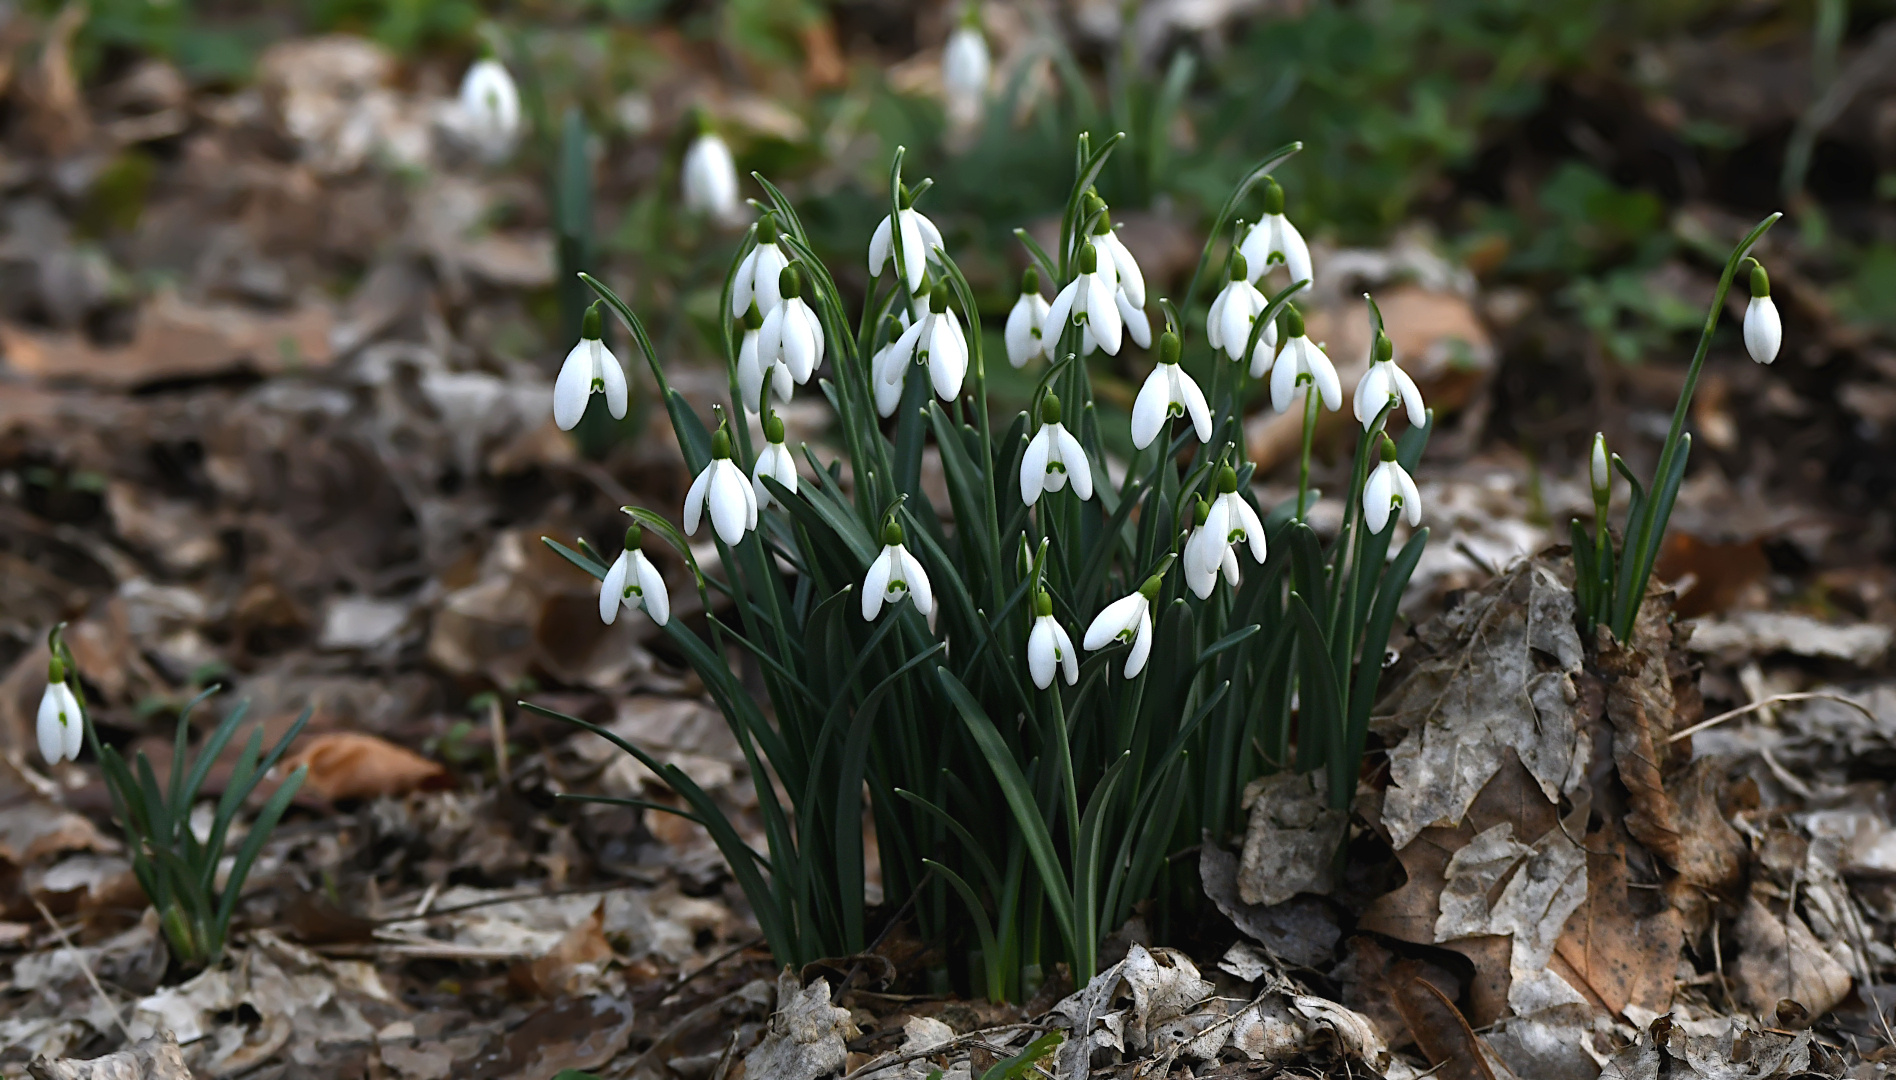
[279,732,450,802]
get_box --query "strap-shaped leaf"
[211,762,307,954]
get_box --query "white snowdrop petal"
[1106,232,1145,307]
[1277,217,1313,286]
[635,552,670,626]
[1364,465,1395,534]
[898,211,926,293]
[37,684,68,764]
[1054,622,1078,685]
[1028,618,1058,689]
[862,549,894,620]
[869,215,893,278]
[1745,296,1781,364]
[1085,274,1121,355]
[600,552,629,625]
[1178,369,1213,442]
[1395,365,1427,428]
[1310,348,1343,412]
[1117,292,1151,350]
[1020,428,1051,506]
[1084,593,1144,650]
[708,464,750,544]
[553,342,594,431]
[904,548,934,616]
[598,343,628,420]
[683,465,712,536]
[1130,367,1170,449]
[1125,613,1154,678]
[1055,427,1092,500]
[1205,289,1228,352]
[1398,467,1423,527]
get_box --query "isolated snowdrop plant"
[1238,177,1311,288]
[1205,252,1274,365]
[682,121,743,225]
[1744,260,1780,365]
[1266,304,1341,412]
[683,429,757,545]
[1026,591,1078,689]
[752,413,798,508]
[553,305,628,431]
[1020,394,1092,505]
[941,9,991,127]
[1046,243,1123,356]
[869,186,946,293]
[862,521,934,621]
[457,58,520,161]
[1004,268,1052,368]
[1353,330,1425,430]
[540,137,1436,1000]
[37,658,82,765]
[760,265,825,384]
[1131,331,1211,448]
[599,526,670,627]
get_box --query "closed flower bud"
[1743,262,1780,365]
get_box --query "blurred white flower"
[683,128,743,225]
[1238,177,1312,288]
[1205,252,1275,366]
[37,660,82,765]
[733,216,790,318]
[457,58,520,161]
[752,414,799,508]
[870,194,946,294]
[942,18,991,127]
[1004,267,1052,368]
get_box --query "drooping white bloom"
[1083,576,1162,678]
[732,216,790,319]
[37,662,82,765]
[1590,433,1611,498]
[1182,499,1240,600]
[1187,467,1267,600]
[863,522,934,621]
[1020,394,1093,506]
[873,283,968,415]
[599,528,670,627]
[1205,252,1276,365]
[1004,267,1052,368]
[1044,243,1123,356]
[1088,205,1146,308]
[684,430,759,546]
[1265,306,1342,414]
[1744,262,1780,365]
[682,129,742,224]
[1352,328,1425,430]
[1364,436,1422,534]
[869,193,946,294]
[457,58,520,160]
[941,19,991,125]
[752,414,799,508]
[759,265,826,384]
[1131,332,1212,449]
[1238,178,1312,288]
[1027,592,1078,689]
[737,304,793,414]
[553,305,629,431]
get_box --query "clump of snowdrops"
[537,133,1434,999]
[34,625,308,971]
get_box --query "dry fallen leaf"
[743,972,858,1080]
[1236,771,1347,908]
[279,732,450,802]
[1730,892,1853,1018]
[28,1034,193,1080]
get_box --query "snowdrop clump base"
[537,135,1436,999]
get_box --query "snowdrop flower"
[1088,201,1146,309]
[862,521,934,621]
[1020,394,1092,506]
[682,121,743,225]
[37,658,83,765]
[554,304,628,431]
[1027,591,1078,689]
[869,186,946,294]
[1352,329,1425,430]
[737,304,793,414]
[1181,499,1237,600]
[1004,267,1051,368]
[1590,432,1611,501]
[684,429,758,546]
[1084,575,1162,678]
[1182,466,1266,600]
[941,11,991,126]
[732,215,790,319]
[752,413,799,508]
[599,525,670,627]
[1266,305,1342,414]
[759,265,825,384]
[874,283,967,414]
[1045,243,1123,357]
[1744,261,1780,365]
[458,58,520,161]
[1205,252,1275,365]
[1364,436,1422,534]
[1237,177,1312,288]
[1131,331,1212,450]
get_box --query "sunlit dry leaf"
[279,732,449,802]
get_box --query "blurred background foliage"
[29,0,1896,406]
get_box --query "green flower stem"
[1295,384,1320,521]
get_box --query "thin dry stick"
[488,696,511,786]
[837,1023,1058,1080]
[1667,691,1877,744]
[33,895,134,1042]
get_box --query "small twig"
[33,895,133,1042]
[411,881,440,918]
[668,935,765,999]
[1667,691,1877,744]
[375,877,655,927]
[488,697,512,787]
